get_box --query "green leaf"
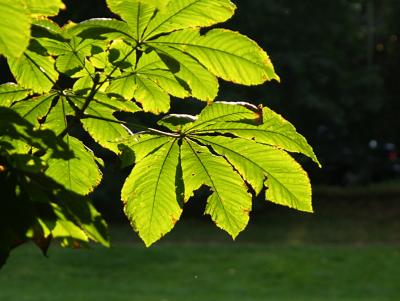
[158,114,196,131]
[51,208,89,245]
[151,28,280,85]
[56,53,84,75]
[45,136,102,195]
[181,139,251,238]
[73,75,95,93]
[42,96,74,135]
[11,93,57,127]
[8,49,59,93]
[67,19,136,42]
[0,0,31,58]
[107,74,137,100]
[53,37,103,76]
[195,136,313,212]
[70,95,133,153]
[0,83,30,107]
[106,0,156,41]
[31,18,62,34]
[26,0,65,17]
[133,75,170,114]
[121,140,182,246]
[95,92,141,113]
[108,40,137,69]
[143,0,236,39]
[136,51,189,99]
[56,193,110,247]
[119,133,172,167]
[183,101,259,132]
[0,106,67,155]
[190,104,320,166]
[154,46,218,101]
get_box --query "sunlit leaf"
[121,140,181,246]
[0,83,30,107]
[0,0,30,58]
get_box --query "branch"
[82,114,181,138]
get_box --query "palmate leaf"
[71,0,276,107]
[107,50,188,113]
[37,32,105,76]
[121,101,317,246]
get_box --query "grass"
[0,243,399,301]
[1,193,400,300]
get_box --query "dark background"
[2,0,399,218]
[54,0,400,185]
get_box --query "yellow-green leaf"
[0,0,31,58]
[181,139,251,238]
[8,50,59,93]
[144,0,236,39]
[196,136,313,212]
[121,140,181,246]
[151,28,280,85]
[45,136,102,195]
[0,83,30,107]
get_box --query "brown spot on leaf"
[255,104,264,125]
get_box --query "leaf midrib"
[147,140,177,238]
[197,136,307,209]
[150,39,266,71]
[194,125,308,154]
[185,139,238,232]
[144,0,203,39]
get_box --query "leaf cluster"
[0,0,319,265]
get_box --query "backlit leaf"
[0,83,30,107]
[8,50,59,93]
[181,139,252,238]
[144,0,236,39]
[121,140,181,246]
[196,136,313,212]
[151,28,279,85]
[45,136,102,195]
[0,0,30,58]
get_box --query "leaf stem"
[82,113,181,138]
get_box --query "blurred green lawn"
[0,243,399,301]
[1,188,400,301]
